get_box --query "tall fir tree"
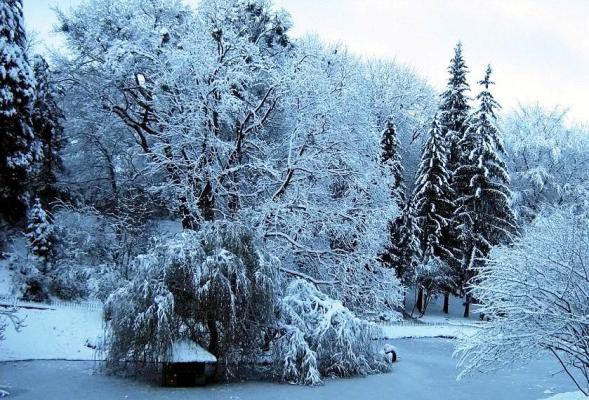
[439,42,470,170]
[453,65,517,317]
[26,198,54,272]
[0,0,38,223]
[412,116,457,313]
[31,55,65,207]
[380,119,406,206]
[382,201,421,289]
[379,118,418,296]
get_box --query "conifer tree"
[439,42,470,170]
[379,118,417,305]
[437,42,472,310]
[0,0,38,223]
[32,55,65,207]
[412,116,457,313]
[26,198,54,272]
[383,201,421,289]
[380,119,406,205]
[453,65,517,317]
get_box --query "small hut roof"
[167,339,217,363]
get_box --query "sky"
[23,0,589,122]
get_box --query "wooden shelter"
[161,340,217,387]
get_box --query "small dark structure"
[384,344,398,363]
[161,340,217,387]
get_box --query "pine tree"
[439,42,470,170]
[32,55,65,207]
[413,117,455,264]
[26,198,54,271]
[379,118,417,301]
[412,116,457,313]
[380,119,406,206]
[0,0,38,223]
[453,65,517,317]
[383,201,421,288]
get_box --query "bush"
[273,279,390,385]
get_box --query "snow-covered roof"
[167,340,217,363]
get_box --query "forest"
[0,0,588,398]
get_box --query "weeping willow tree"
[103,220,279,377]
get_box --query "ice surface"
[0,339,578,400]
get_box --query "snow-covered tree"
[26,198,54,271]
[503,105,589,223]
[412,116,458,312]
[273,279,390,385]
[365,59,437,191]
[58,0,403,317]
[31,55,65,207]
[381,201,421,289]
[439,42,470,171]
[380,119,405,206]
[0,0,39,223]
[456,208,589,395]
[453,66,516,317]
[104,221,278,375]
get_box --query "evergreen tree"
[382,201,421,288]
[380,119,406,205]
[31,55,65,207]
[453,65,517,317]
[413,116,456,265]
[439,42,470,170]
[0,0,38,223]
[436,42,472,310]
[26,198,54,271]
[412,116,457,313]
[379,118,417,301]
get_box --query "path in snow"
[0,339,577,400]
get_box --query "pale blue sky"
[24,0,589,122]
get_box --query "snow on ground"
[1,302,480,361]
[0,339,578,400]
[539,392,587,400]
[381,322,479,340]
[0,306,102,361]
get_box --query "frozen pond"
[0,338,577,399]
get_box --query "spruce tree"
[379,118,419,311]
[453,65,517,317]
[439,42,470,170]
[383,201,421,289]
[26,198,54,272]
[412,116,457,313]
[0,0,38,223]
[380,119,406,206]
[436,42,472,310]
[32,55,65,207]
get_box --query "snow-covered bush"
[103,220,278,377]
[272,279,390,385]
[456,208,589,395]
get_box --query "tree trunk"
[207,316,220,359]
[463,293,470,318]
[416,286,424,313]
[443,292,449,314]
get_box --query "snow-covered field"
[0,302,479,361]
[0,339,578,400]
[0,306,101,361]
